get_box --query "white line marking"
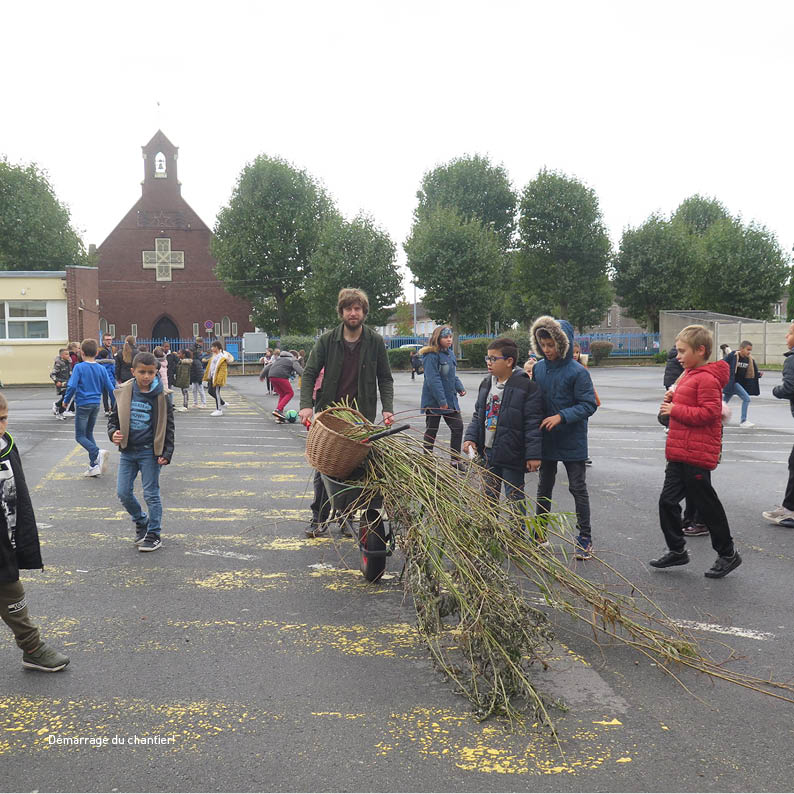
[676,620,774,641]
[185,549,258,561]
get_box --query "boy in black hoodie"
[463,337,543,533]
[108,352,175,552]
[0,392,70,671]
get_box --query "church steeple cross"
[142,237,185,282]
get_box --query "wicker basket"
[305,407,374,478]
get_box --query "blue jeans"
[483,449,526,511]
[116,447,162,536]
[724,382,750,422]
[74,404,100,466]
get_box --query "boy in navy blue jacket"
[63,338,116,478]
[463,338,543,532]
[530,316,598,559]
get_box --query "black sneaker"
[704,551,742,579]
[138,533,162,552]
[649,549,690,568]
[305,522,328,538]
[22,643,70,672]
[135,525,148,545]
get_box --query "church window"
[193,322,200,338]
[232,322,238,336]
[221,316,231,337]
[109,324,116,338]
[154,152,167,178]
[142,238,185,282]
[214,323,221,337]
[99,318,108,335]
[131,323,138,338]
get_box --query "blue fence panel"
[576,332,660,357]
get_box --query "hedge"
[589,340,614,365]
[461,331,534,369]
[272,336,316,356]
[387,348,413,370]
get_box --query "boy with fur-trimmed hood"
[530,316,598,559]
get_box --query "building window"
[214,323,221,337]
[131,323,138,337]
[108,324,116,338]
[154,152,167,178]
[606,310,612,328]
[775,302,783,317]
[231,322,238,336]
[221,315,231,336]
[193,322,200,337]
[0,301,49,339]
[99,318,108,335]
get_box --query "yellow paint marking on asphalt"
[221,451,257,456]
[592,718,622,726]
[32,445,83,492]
[271,474,299,482]
[189,570,287,591]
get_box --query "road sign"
[204,320,214,330]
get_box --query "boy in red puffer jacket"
[651,325,742,578]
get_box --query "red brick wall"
[66,266,100,343]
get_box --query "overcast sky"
[4,1,793,296]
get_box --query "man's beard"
[343,318,362,331]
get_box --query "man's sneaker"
[22,643,70,672]
[649,549,690,568]
[704,550,742,579]
[51,401,58,416]
[573,536,593,560]
[683,523,709,537]
[762,505,794,524]
[134,521,149,545]
[273,409,286,421]
[55,411,65,421]
[739,420,755,428]
[84,464,101,477]
[305,522,329,538]
[97,449,109,475]
[210,409,223,417]
[138,533,162,552]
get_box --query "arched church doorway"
[152,315,179,341]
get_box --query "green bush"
[654,351,668,364]
[461,332,534,369]
[276,335,317,356]
[589,340,614,365]
[387,348,412,370]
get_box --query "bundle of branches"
[320,406,794,726]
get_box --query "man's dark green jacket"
[300,324,394,422]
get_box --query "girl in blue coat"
[530,316,598,559]
[420,326,467,467]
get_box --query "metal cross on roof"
[142,237,185,282]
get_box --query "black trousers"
[783,444,794,511]
[536,459,591,539]
[423,411,464,456]
[659,461,734,556]
[311,470,332,526]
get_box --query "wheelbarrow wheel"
[359,509,388,582]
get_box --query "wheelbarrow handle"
[366,423,411,443]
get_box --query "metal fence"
[111,337,245,361]
[576,332,660,357]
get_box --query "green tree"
[212,155,334,336]
[516,169,612,331]
[415,154,517,329]
[250,294,312,337]
[613,215,693,331]
[415,154,516,249]
[393,300,414,336]
[404,207,501,349]
[305,213,401,329]
[673,194,729,236]
[692,219,789,318]
[0,158,86,270]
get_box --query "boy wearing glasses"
[463,338,543,523]
[530,316,598,559]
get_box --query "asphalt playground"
[2,367,793,792]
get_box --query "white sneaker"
[175,406,188,412]
[210,409,223,417]
[52,401,58,415]
[97,449,108,475]
[55,412,65,421]
[762,505,794,523]
[739,420,755,428]
[63,411,75,418]
[84,465,101,477]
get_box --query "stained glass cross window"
[142,238,185,282]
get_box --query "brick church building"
[97,130,252,341]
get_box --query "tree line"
[2,152,790,336]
